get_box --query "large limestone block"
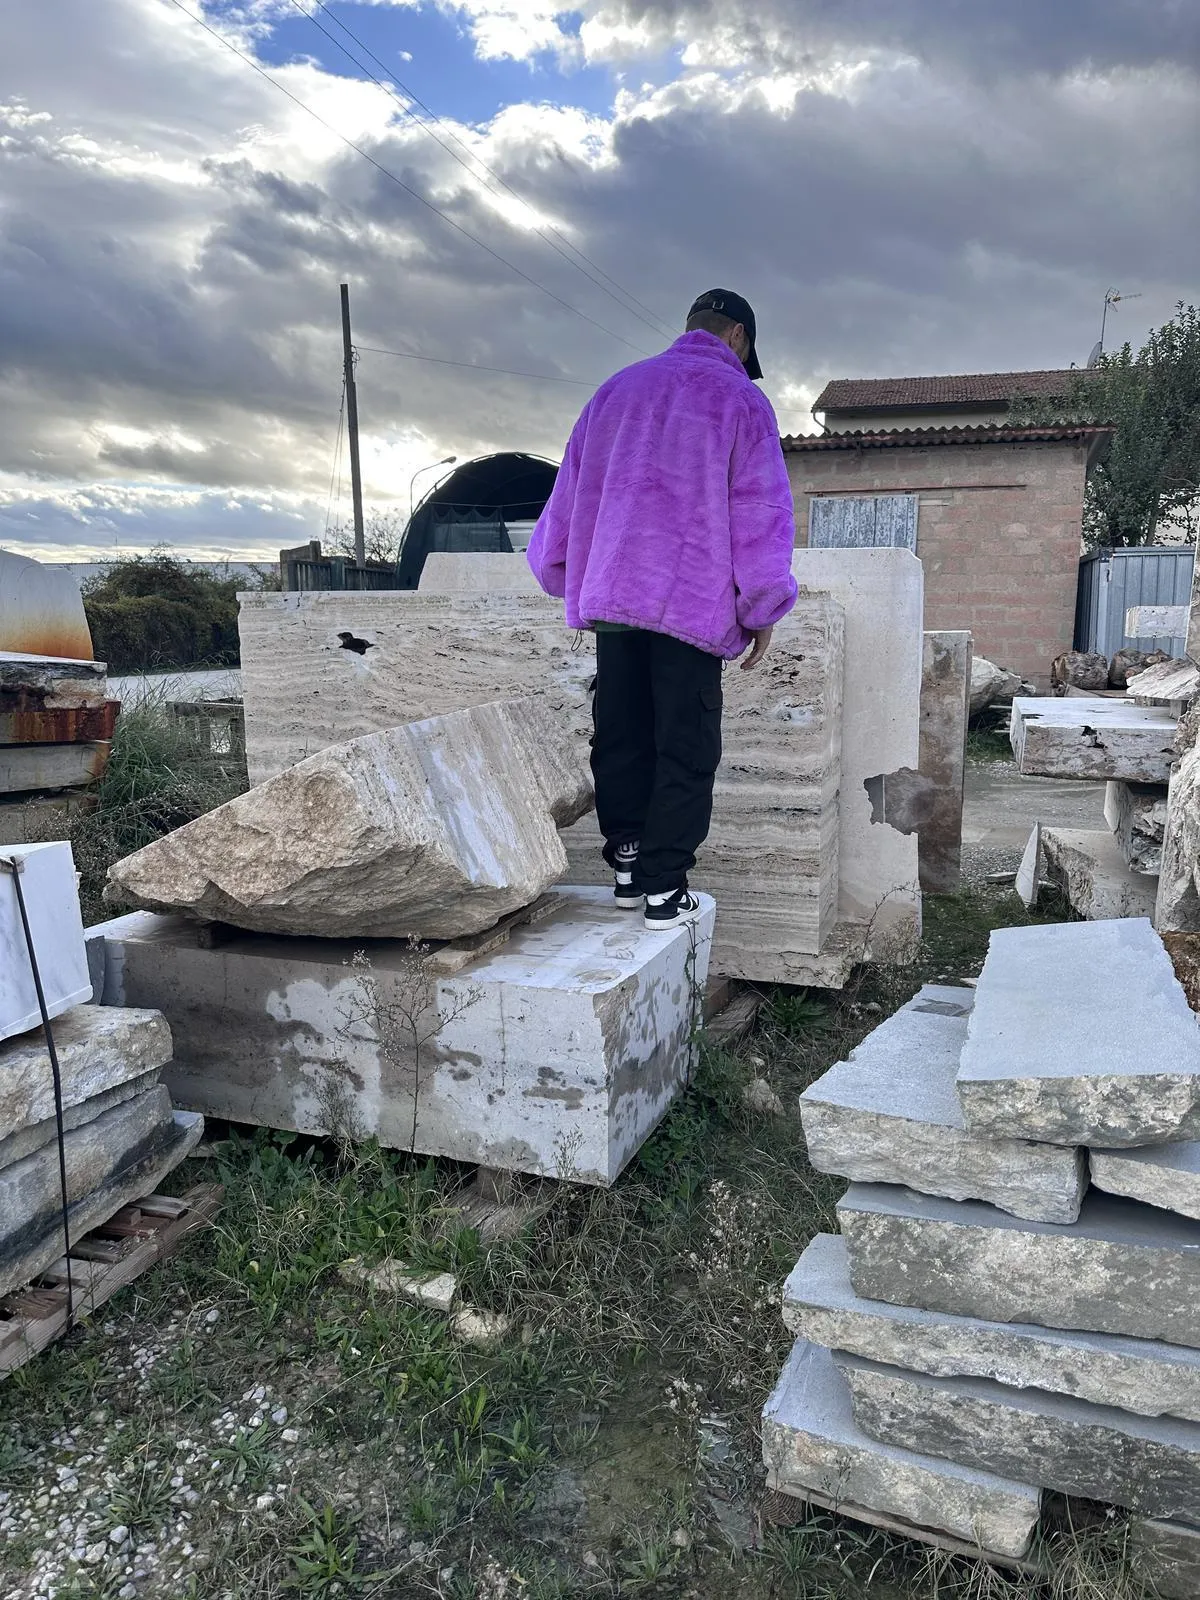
[790,548,922,943]
[0,652,106,710]
[838,1183,1200,1348]
[107,698,593,941]
[92,887,714,1186]
[0,740,111,794]
[1039,827,1159,921]
[956,918,1200,1147]
[1009,696,1177,782]
[0,1106,202,1301]
[1128,658,1200,708]
[785,1234,1200,1423]
[761,1338,1040,1557]
[1104,780,1169,873]
[0,1069,162,1173]
[799,986,1083,1223]
[1129,1518,1200,1600]
[237,588,845,974]
[1,842,91,1044]
[418,553,539,594]
[1157,739,1200,934]
[1090,1141,1200,1222]
[918,632,971,896]
[839,1352,1200,1523]
[0,1003,172,1152]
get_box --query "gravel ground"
[961,757,1108,882]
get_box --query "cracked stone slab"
[1104,781,1169,873]
[761,1338,1040,1557]
[785,1234,1200,1423]
[839,1350,1200,1522]
[956,918,1200,1148]
[1040,828,1159,921]
[1091,1142,1200,1222]
[838,1182,1200,1348]
[799,985,1084,1223]
[1009,696,1178,782]
[1129,1518,1200,1599]
[1128,658,1200,708]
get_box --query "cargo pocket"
[696,680,723,775]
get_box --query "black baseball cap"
[687,288,763,379]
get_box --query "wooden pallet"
[0,1182,223,1378]
[761,1484,1047,1577]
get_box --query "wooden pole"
[340,283,366,568]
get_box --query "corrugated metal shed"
[1075,547,1195,658]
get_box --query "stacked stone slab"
[1,845,202,1300]
[765,916,1200,1579]
[0,650,120,844]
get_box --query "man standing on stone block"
[527,289,798,930]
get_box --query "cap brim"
[745,343,763,381]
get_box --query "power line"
[323,375,346,540]
[358,344,601,386]
[165,0,655,358]
[288,0,677,342]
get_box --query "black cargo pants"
[591,628,723,897]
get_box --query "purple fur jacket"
[526,331,798,658]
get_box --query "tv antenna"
[1099,287,1142,355]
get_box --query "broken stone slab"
[1104,780,1169,873]
[1128,657,1200,708]
[838,1350,1200,1523]
[1090,1142,1200,1222]
[1040,827,1158,921]
[106,697,594,941]
[785,1234,1200,1423]
[1129,1517,1200,1600]
[956,918,1200,1148]
[1126,604,1188,640]
[1157,738,1200,935]
[0,1096,202,1301]
[1164,931,1200,1011]
[0,1069,162,1173]
[799,985,1084,1223]
[918,632,971,896]
[1009,696,1178,782]
[1014,823,1041,908]
[837,1183,1200,1348]
[0,652,107,710]
[92,886,714,1187]
[0,1003,173,1146]
[761,1338,1040,1557]
[1,842,92,1044]
[0,740,111,794]
[237,587,847,975]
[341,1257,458,1312]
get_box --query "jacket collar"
[671,329,748,374]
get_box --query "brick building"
[787,372,1112,687]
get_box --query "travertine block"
[956,919,1200,1147]
[786,1234,1200,1423]
[1128,658,1200,708]
[918,631,971,896]
[799,985,1083,1223]
[107,698,593,941]
[761,1338,1040,1557]
[1009,696,1178,782]
[1104,780,1169,873]
[1040,827,1158,921]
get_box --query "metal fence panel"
[809,494,918,549]
[1074,548,1194,658]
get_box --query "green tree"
[1013,302,1200,549]
[82,551,275,672]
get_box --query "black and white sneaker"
[613,842,642,911]
[643,887,702,930]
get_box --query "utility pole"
[340,283,366,568]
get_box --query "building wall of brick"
[787,437,1089,688]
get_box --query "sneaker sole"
[643,906,702,931]
[614,897,644,911]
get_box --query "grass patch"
[965,724,1014,764]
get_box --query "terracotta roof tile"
[781,422,1114,451]
[813,370,1088,413]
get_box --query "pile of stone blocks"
[236,548,944,987]
[764,915,1200,1591]
[0,651,119,845]
[0,842,202,1301]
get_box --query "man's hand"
[740,626,773,671]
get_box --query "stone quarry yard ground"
[2,717,1146,1600]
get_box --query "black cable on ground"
[2,858,75,1323]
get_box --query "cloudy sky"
[1,0,1196,562]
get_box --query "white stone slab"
[791,548,922,944]
[839,1350,1200,1523]
[1040,827,1159,921]
[1126,605,1187,639]
[236,589,844,977]
[837,1183,1200,1348]
[0,741,110,794]
[418,553,539,593]
[0,1002,172,1147]
[1,842,91,1044]
[1129,658,1200,707]
[92,887,714,1186]
[761,1338,1040,1557]
[1105,780,1169,873]
[1091,1141,1200,1222]
[956,918,1200,1147]
[785,1234,1200,1423]
[799,985,1083,1222]
[918,631,971,896]
[1009,696,1178,782]
[1014,823,1041,907]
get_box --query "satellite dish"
[1086,340,1103,368]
